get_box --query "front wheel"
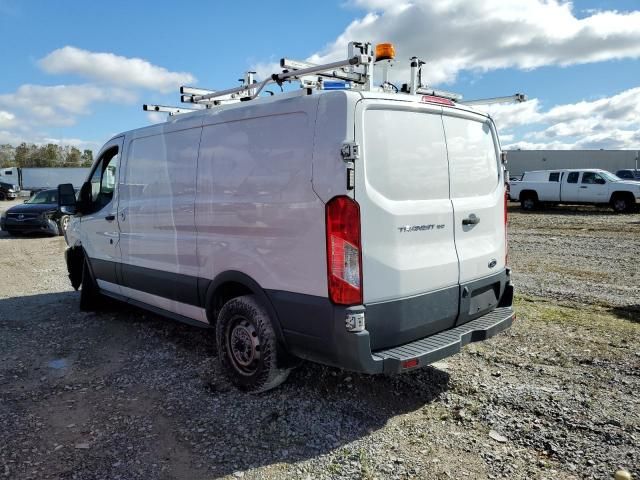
[79,258,104,311]
[216,295,291,393]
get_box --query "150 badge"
[398,224,445,233]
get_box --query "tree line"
[0,143,93,168]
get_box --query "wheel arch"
[203,271,287,346]
[518,189,539,202]
[609,190,634,203]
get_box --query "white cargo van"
[58,42,514,391]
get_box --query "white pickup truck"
[510,169,640,213]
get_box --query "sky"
[0,0,639,153]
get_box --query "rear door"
[354,100,460,347]
[562,171,581,202]
[442,111,506,324]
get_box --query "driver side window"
[89,147,119,210]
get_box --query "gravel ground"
[0,200,638,480]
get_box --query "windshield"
[600,171,621,182]
[26,190,58,204]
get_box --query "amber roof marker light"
[375,43,395,62]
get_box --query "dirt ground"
[0,200,638,480]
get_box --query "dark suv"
[0,189,70,236]
[615,169,640,181]
[0,181,19,200]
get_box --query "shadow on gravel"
[507,205,626,216]
[1,291,450,479]
[608,304,640,323]
[0,231,58,239]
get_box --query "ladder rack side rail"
[190,78,271,103]
[461,94,527,106]
[277,56,364,83]
[191,56,366,103]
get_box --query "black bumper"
[372,306,514,373]
[271,281,515,375]
[1,218,59,234]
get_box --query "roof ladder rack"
[141,41,525,118]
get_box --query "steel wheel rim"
[524,198,534,209]
[61,216,70,231]
[228,317,261,375]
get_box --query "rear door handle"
[462,214,480,226]
[580,186,588,189]
[105,214,116,221]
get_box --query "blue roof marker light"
[323,81,351,90]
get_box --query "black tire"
[216,295,290,393]
[520,193,538,211]
[610,195,632,214]
[0,192,5,201]
[58,215,70,236]
[79,258,104,311]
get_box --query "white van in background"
[58,43,514,392]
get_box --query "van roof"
[111,89,489,142]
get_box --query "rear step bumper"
[372,306,514,373]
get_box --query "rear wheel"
[0,192,5,201]
[520,193,538,211]
[216,295,290,393]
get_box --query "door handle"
[462,214,480,226]
[580,186,588,189]
[105,214,116,221]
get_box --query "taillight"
[504,191,509,265]
[326,196,363,305]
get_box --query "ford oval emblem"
[488,259,497,269]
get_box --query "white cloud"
[0,84,136,127]
[0,110,16,128]
[146,111,166,124]
[39,46,196,93]
[485,87,640,150]
[308,0,640,85]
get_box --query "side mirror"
[500,151,508,165]
[58,183,78,214]
[78,181,93,214]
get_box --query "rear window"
[549,172,560,182]
[363,109,449,201]
[443,115,499,198]
[567,172,579,183]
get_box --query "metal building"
[506,150,640,177]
